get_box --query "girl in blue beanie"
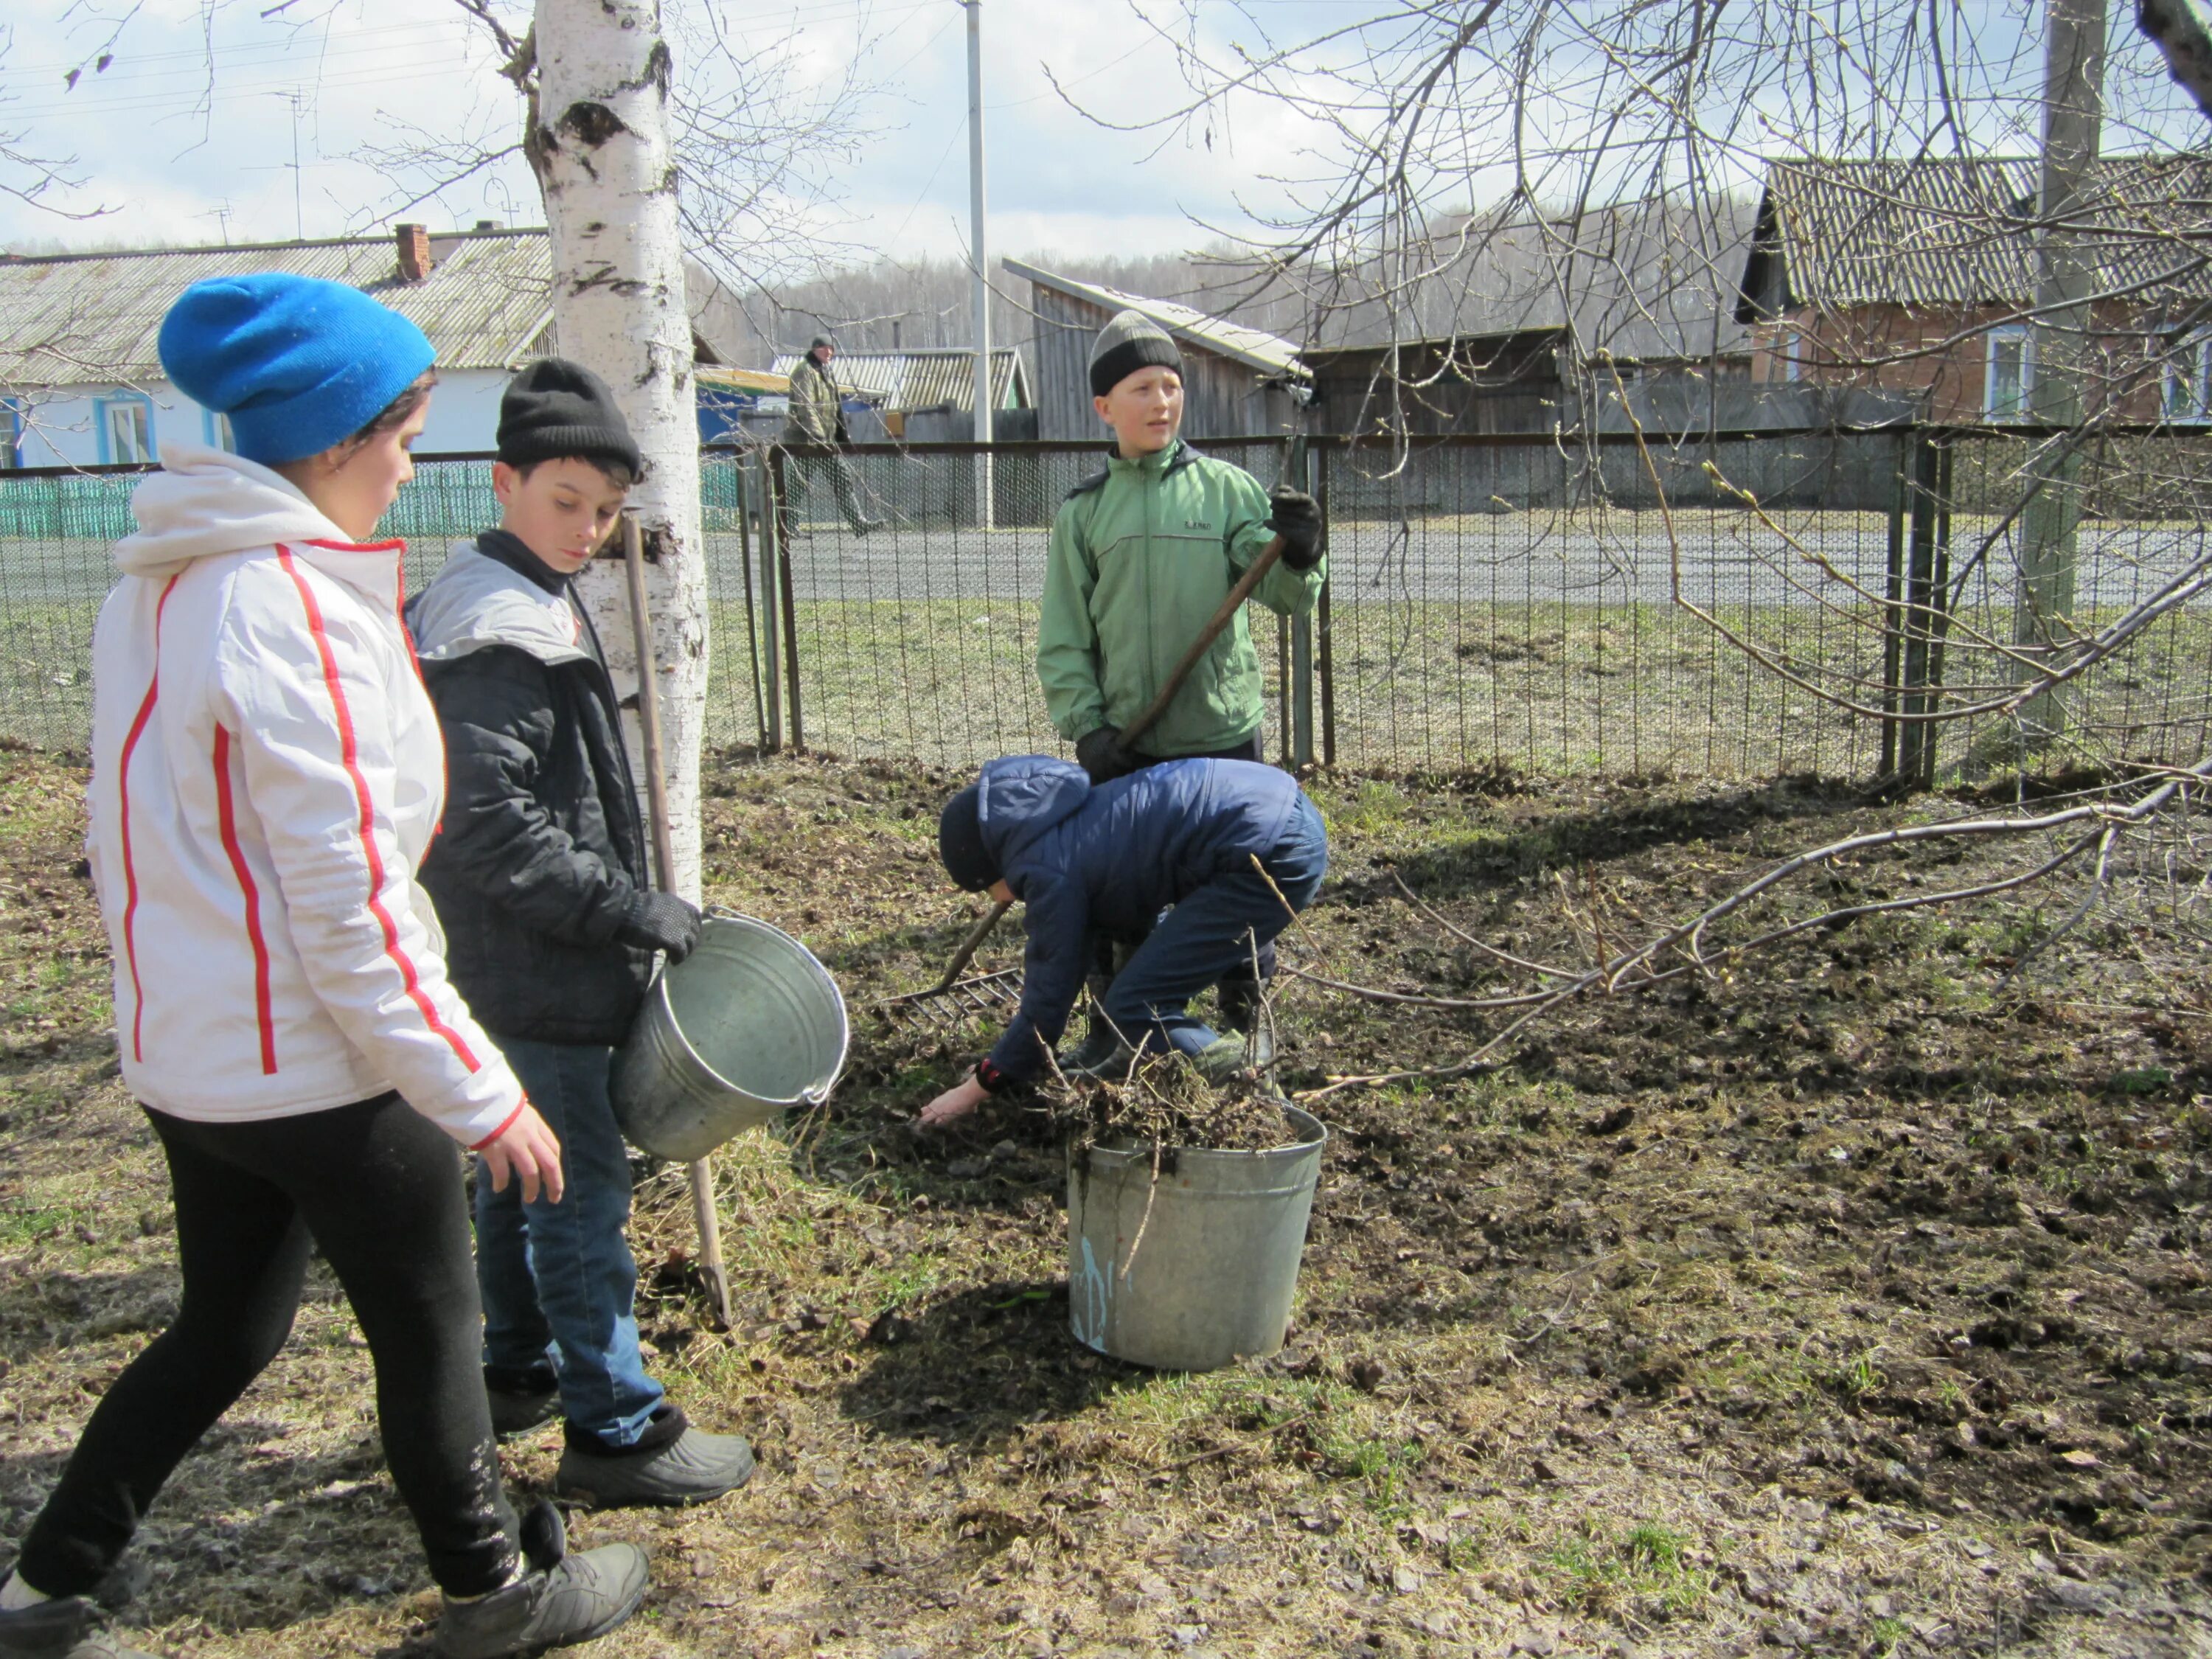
[0,275,647,1659]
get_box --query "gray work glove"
[1267,486,1324,571]
[617,891,703,964]
[1076,726,1131,786]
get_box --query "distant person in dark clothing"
[917,755,1329,1131]
[779,335,879,536]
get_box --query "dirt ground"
[2,743,2210,1658]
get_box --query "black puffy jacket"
[407,531,654,1046]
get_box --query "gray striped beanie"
[1089,309,1183,397]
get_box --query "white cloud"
[0,0,1354,283]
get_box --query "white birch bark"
[529,0,707,899]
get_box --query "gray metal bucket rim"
[655,911,849,1108]
[1082,1103,1327,1170]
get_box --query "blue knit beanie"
[157,274,436,465]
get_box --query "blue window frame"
[96,392,155,465]
[1985,327,2033,422]
[2163,330,2212,424]
[201,408,236,451]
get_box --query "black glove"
[1267,486,1324,571]
[1076,726,1130,786]
[617,891,703,964]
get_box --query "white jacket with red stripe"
[86,442,525,1147]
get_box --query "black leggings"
[18,1094,518,1599]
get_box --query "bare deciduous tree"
[1042,1,2212,1094]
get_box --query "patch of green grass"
[1320,1427,1424,1517]
[1546,1519,1712,1618]
[1829,1348,1886,1399]
[1869,1614,1910,1657]
[2108,1066,2173,1096]
[0,1199,91,1249]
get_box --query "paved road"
[4,518,2204,613]
[749,517,2211,611]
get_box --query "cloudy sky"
[3,0,2202,268]
[0,0,1336,260]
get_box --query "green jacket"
[784,354,840,442]
[1037,441,1324,758]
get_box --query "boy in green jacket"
[1034,310,1326,1062]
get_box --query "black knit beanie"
[497,358,644,476]
[1089,308,1183,399]
[937,785,996,892]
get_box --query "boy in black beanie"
[406,358,757,1510]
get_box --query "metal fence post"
[1288,436,1316,768]
[1880,432,1907,782]
[732,460,768,751]
[757,449,784,755]
[776,451,806,754]
[1896,433,1950,789]
[1315,442,1337,769]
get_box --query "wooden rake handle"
[925,529,1292,990]
[1117,534,1287,753]
[931,898,1012,994]
[620,514,733,1332]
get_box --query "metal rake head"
[874,968,1023,1031]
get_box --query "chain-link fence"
[4,430,2208,785]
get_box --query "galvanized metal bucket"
[613,912,848,1162]
[1065,1104,1327,1371]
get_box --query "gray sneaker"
[0,1597,162,1659]
[554,1407,754,1509]
[434,1501,648,1659]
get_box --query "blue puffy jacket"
[970,754,1307,1079]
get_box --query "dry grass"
[2,748,2210,1656]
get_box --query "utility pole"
[2013,0,2105,745]
[266,91,307,240]
[964,0,994,529]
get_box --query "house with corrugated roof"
[1006,258,1307,442]
[1300,196,1759,437]
[1733,153,2212,422]
[0,223,745,467]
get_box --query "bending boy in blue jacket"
[918,757,1329,1130]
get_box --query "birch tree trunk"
[529,0,708,897]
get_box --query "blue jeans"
[1102,793,1329,1057]
[475,1039,664,1447]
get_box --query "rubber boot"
[1060,971,1125,1077]
[1216,977,1275,1072]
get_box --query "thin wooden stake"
[622,512,733,1329]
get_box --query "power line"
[0,17,479,83]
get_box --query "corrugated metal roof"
[767,348,1026,412]
[1742,153,2212,314]
[1005,258,1308,379]
[0,229,557,385]
[1306,195,1758,361]
[698,365,792,395]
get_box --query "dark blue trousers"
[1100,793,1329,1056]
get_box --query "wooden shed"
[1006,258,1308,442]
